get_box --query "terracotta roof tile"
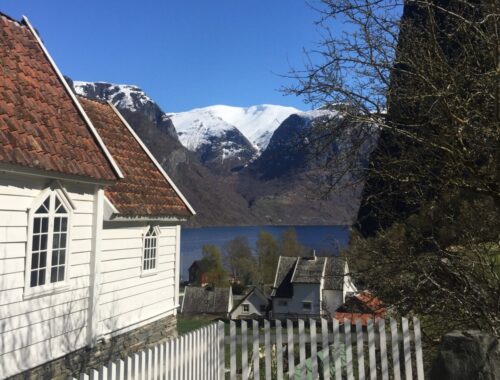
[0,14,116,181]
[78,97,192,218]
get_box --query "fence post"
[367,318,376,380]
[402,317,413,380]
[345,320,354,380]
[242,320,249,380]
[218,321,225,380]
[287,319,294,379]
[252,319,260,380]
[332,318,341,380]
[275,319,283,380]
[230,321,237,379]
[390,318,401,380]
[310,319,318,379]
[413,317,425,380]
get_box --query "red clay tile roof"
[78,97,192,218]
[0,14,117,181]
[334,291,386,326]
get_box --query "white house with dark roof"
[270,255,357,318]
[229,287,270,319]
[0,13,194,379]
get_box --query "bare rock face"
[430,330,500,380]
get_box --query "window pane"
[39,251,46,268]
[54,217,61,232]
[41,218,48,233]
[38,269,46,286]
[34,218,41,233]
[53,234,60,249]
[30,271,38,287]
[52,251,58,266]
[31,252,39,269]
[33,235,40,251]
[51,267,57,283]
[60,251,65,265]
[40,234,48,251]
[58,267,65,282]
[61,218,67,231]
[35,198,50,214]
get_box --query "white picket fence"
[74,317,425,380]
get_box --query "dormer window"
[142,226,160,275]
[25,188,72,297]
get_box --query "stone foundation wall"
[8,315,177,380]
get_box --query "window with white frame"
[27,190,71,291]
[143,226,159,272]
[242,304,250,313]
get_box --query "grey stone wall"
[8,315,177,380]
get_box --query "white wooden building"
[229,287,270,319]
[0,13,194,379]
[270,255,357,318]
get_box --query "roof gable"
[78,97,192,218]
[0,14,117,181]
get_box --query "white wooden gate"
[73,317,424,379]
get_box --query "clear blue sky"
[2,1,328,112]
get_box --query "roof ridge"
[0,11,23,25]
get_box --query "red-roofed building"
[0,12,194,379]
[334,291,386,326]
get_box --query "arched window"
[25,189,72,295]
[142,226,159,274]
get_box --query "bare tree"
[286,0,500,358]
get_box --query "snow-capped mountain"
[169,104,300,152]
[72,81,178,139]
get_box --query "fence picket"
[275,320,284,380]
[367,319,376,380]
[390,318,401,380]
[298,319,306,379]
[402,318,413,380]
[230,321,237,379]
[356,319,366,380]
[79,374,89,380]
[99,363,108,380]
[165,340,171,380]
[287,319,295,379]
[378,319,389,380]
[332,318,341,380]
[321,318,330,380]
[218,321,225,380]
[208,326,213,380]
[264,320,272,379]
[252,319,260,380]
[345,320,354,380]
[89,369,99,380]
[241,320,249,380]
[108,361,117,380]
[310,319,318,379]
[413,317,425,380]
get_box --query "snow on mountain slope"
[73,81,154,112]
[169,109,240,151]
[170,104,301,152]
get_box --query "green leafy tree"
[224,236,258,286]
[280,228,306,257]
[199,244,228,287]
[256,231,280,284]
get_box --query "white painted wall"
[0,173,96,379]
[323,289,344,314]
[99,223,179,337]
[272,283,321,317]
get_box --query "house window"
[278,300,288,307]
[242,304,250,313]
[143,226,159,272]
[26,190,71,294]
[302,301,312,311]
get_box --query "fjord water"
[180,225,350,280]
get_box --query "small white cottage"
[270,255,357,318]
[229,287,270,319]
[0,13,194,379]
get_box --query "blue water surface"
[179,225,350,280]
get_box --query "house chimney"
[312,249,316,259]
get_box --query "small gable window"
[25,188,72,297]
[142,226,160,274]
[302,301,312,311]
[242,304,250,313]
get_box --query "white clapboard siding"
[0,177,96,379]
[99,279,173,305]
